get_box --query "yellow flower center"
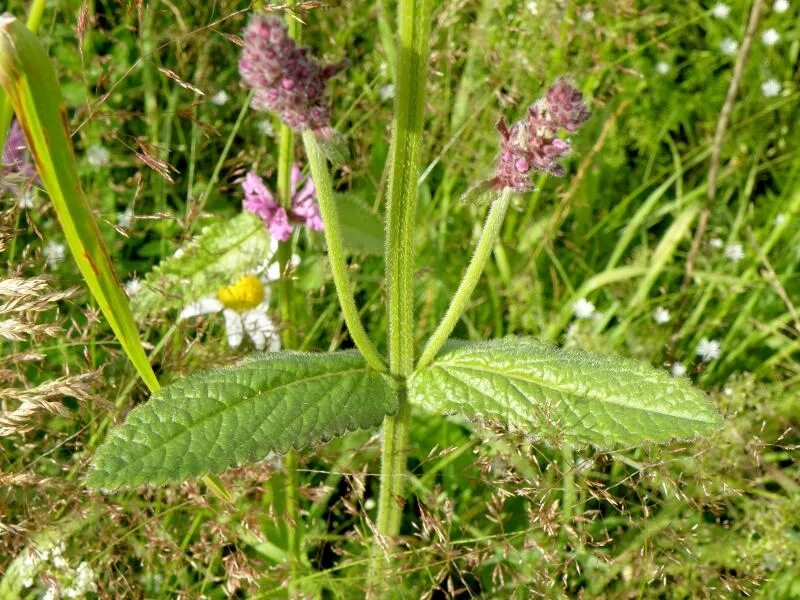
[217,274,265,311]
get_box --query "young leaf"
[89,351,397,490]
[336,194,384,256]
[0,15,158,392]
[408,338,722,447]
[130,212,275,318]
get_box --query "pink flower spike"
[242,172,278,219]
[291,170,323,231]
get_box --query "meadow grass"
[1,0,798,597]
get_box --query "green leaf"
[89,351,397,490]
[409,338,722,447]
[0,15,159,392]
[130,212,275,319]
[336,194,384,256]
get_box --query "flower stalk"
[417,188,512,369]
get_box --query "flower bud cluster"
[239,15,345,131]
[493,79,590,192]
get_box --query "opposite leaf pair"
[89,338,721,490]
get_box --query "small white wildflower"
[710,237,724,249]
[580,9,595,22]
[172,247,185,259]
[43,241,66,268]
[72,561,97,596]
[773,0,790,12]
[86,144,110,169]
[774,213,786,225]
[572,298,596,319]
[653,307,671,324]
[671,362,688,377]
[696,338,721,362]
[257,119,275,137]
[761,78,781,97]
[723,386,734,396]
[17,189,36,209]
[124,277,142,297]
[724,243,745,262]
[655,61,670,75]
[42,586,59,600]
[526,0,539,14]
[378,83,395,101]
[719,37,739,56]
[761,28,780,46]
[711,2,731,18]
[364,498,376,511]
[117,207,134,229]
[210,90,229,106]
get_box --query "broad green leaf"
[89,351,398,490]
[336,194,384,255]
[409,338,722,447]
[0,15,158,392]
[130,212,275,318]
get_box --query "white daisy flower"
[124,277,142,297]
[724,243,745,262]
[696,338,721,362]
[719,37,739,56]
[210,90,229,106]
[653,307,671,324]
[761,78,781,97]
[117,207,134,229]
[761,28,780,46]
[43,241,66,268]
[572,298,596,319]
[86,144,110,169]
[671,362,688,377]
[710,237,724,249]
[179,274,280,351]
[711,2,731,18]
[773,0,790,12]
[656,61,670,75]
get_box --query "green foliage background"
[1,0,798,597]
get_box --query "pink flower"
[239,16,345,132]
[242,164,323,240]
[289,164,323,231]
[492,79,590,192]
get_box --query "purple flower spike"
[239,16,345,132]
[546,79,591,133]
[492,80,590,193]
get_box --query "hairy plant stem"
[276,8,303,591]
[369,0,432,592]
[302,129,385,372]
[417,189,512,369]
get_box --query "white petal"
[179,297,223,320]
[266,260,282,282]
[223,309,244,348]
[243,310,276,351]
